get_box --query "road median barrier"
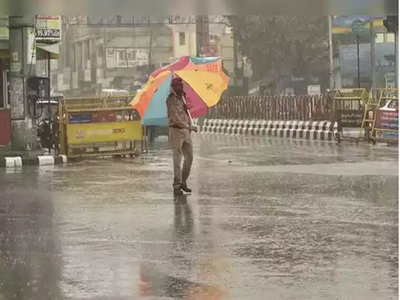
[199,119,336,141]
[0,155,67,168]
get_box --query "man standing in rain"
[167,78,197,195]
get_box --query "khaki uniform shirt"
[166,93,190,129]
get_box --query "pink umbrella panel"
[178,74,208,119]
[151,56,190,78]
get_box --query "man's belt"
[169,125,187,129]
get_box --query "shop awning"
[36,43,59,60]
[0,42,60,60]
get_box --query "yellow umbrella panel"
[175,70,230,107]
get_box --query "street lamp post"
[328,15,335,90]
[351,19,365,88]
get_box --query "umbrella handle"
[182,95,193,126]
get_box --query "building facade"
[51,21,174,97]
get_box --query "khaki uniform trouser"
[169,127,193,189]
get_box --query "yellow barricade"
[67,121,142,144]
[332,88,369,142]
[59,96,146,158]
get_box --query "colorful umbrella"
[130,56,230,127]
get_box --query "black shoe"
[174,188,184,195]
[180,185,192,193]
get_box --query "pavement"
[0,148,44,159]
[0,135,398,300]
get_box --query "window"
[387,100,397,109]
[179,32,186,46]
[85,40,91,60]
[375,33,384,43]
[118,50,125,60]
[385,33,395,43]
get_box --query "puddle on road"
[226,161,398,176]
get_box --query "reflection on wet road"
[0,135,398,300]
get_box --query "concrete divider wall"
[195,119,337,141]
[0,155,67,168]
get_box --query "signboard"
[69,112,118,124]
[332,15,386,34]
[340,109,364,127]
[0,27,8,39]
[307,85,321,95]
[375,110,398,140]
[92,111,117,123]
[351,19,365,35]
[69,111,141,124]
[339,43,396,76]
[116,48,130,68]
[135,51,148,67]
[35,15,62,42]
[385,73,396,88]
[107,48,148,68]
[0,16,8,39]
[10,62,21,73]
[106,48,116,68]
[67,121,143,144]
[69,113,93,124]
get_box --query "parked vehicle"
[380,99,398,112]
[36,95,63,152]
[101,89,130,98]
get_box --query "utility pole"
[370,18,376,88]
[146,16,156,145]
[8,15,39,151]
[231,16,244,95]
[328,15,335,90]
[196,15,209,125]
[147,16,153,74]
[395,30,398,88]
[195,15,209,57]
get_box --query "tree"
[228,16,329,91]
[383,16,398,33]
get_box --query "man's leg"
[181,133,194,189]
[170,129,184,190]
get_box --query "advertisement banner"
[0,16,9,40]
[375,110,398,140]
[332,15,385,34]
[116,48,130,68]
[105,48,116,68]
[92,111,118,123]
[0,28,8,39]
[110,48,148,68]
[67,121,143,144]
[69,111,119,124]
[69,113,93,124]
[339,43,396,76]
[35,15,62,42]
[27,28,36,65]
[340,109,364,127]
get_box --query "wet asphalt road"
[0,135,398,300]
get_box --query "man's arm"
[166,96,190,129]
